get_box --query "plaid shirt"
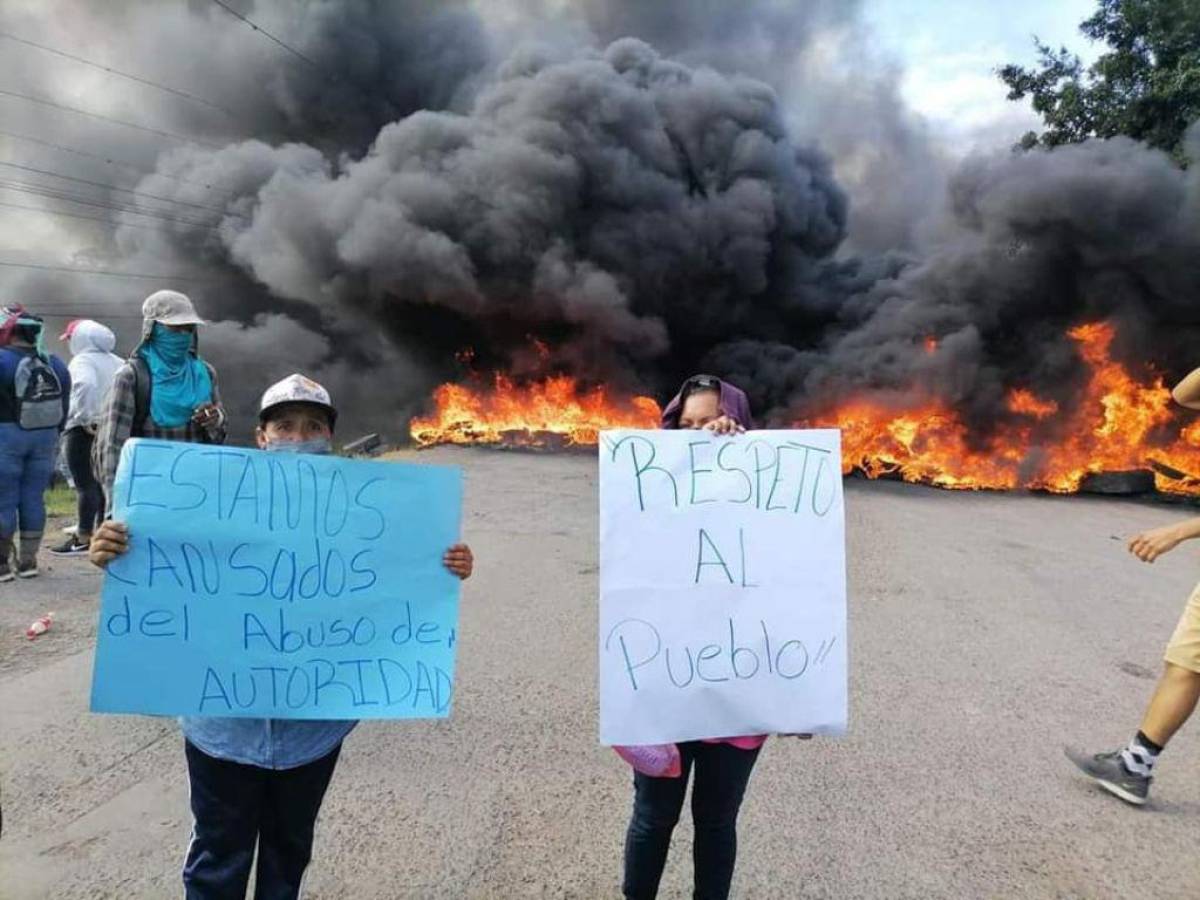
[93,361,227,511]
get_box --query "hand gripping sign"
[90,439,463,720]
[599,430,847,745]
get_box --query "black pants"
[183,741,341,900]
[623,741,762,900]
[63,427,103,537]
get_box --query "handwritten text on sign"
[90,440,463,719]
[598,430,847,745]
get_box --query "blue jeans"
[0,423,58,538]
[623,741,762,900]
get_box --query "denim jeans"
[63,427,103,537]
[0,422,58,538]
[182,740,341,900]
[623,741,762,900]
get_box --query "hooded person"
[0,305,71,581]
[618,373,784,900]
[87,373,475,900]
[49,320,124,556]
[92,290,226,511]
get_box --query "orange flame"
[410,322,1200,493]
[815,322,1200,493]
[410,374,661,448]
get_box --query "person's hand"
[443,543,473,579]
[90,521,129,568]
[192,403,221,429]
[703,415,745,436]
[1129,524,1184,563]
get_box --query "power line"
[0,160,243,217]
[0,30,237,119]
[206,0,324,72]
[0,259,218,281]
[0,87,224,149]
[0,127,237,194]
[0,198,222,233]
[0,180,222,229]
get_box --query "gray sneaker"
[1065,746,1151,806]
[0,561,12,583]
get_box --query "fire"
[411,322,1200,495]
[818,322,1200,493]
[410,374,661,448]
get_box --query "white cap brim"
[152,311,207,326]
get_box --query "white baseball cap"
[258,373,337,428]
[142,290,206,327]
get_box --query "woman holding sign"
[90,374,475,900]
[617,374,772,900]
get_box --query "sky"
[865,0,1102,151]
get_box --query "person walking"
[0,305,70,581]
[1066,364,1200,805]
[92,290,225,508]
[49,319,123,556]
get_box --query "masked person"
[619,374,770,900]
[92,290,226,511]
[1067,364,1200,806]
[0,306,70,581]
[49,319,123,556]
[89,374,475,900]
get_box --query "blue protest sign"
[89,439,463,720]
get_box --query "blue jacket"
[181,717,356,769]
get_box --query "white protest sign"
[598,429,847,745]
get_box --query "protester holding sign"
[618,374,769,900]
[92,290,226,511]
[90,373,474,900]
[0,305,70,581]
[49,319,123,557]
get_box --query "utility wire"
[206,0,324,72]
[0,198,222,233]
[0,127,237,194]
[0,180,223,228]
[0,259,218,281]
[0,160,243,217]
[0,30,237,118]
[0,87,224,148]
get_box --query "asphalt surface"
[1,446,1198,898]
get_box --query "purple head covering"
[660,374,755,430]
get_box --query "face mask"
[264,437,334,455]
[152,324,193,364]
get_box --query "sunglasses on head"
[684,374,720,391]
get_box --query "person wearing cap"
[92,290,226,509]
[0,305,71,581]
[48,319,123,557]
[88,373,474,900]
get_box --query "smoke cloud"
[1,0,1198,449]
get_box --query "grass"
[44,483,76,519]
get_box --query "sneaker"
[15,561,38,579]
[48,538,89,557]
[0,561,12,583]
[62,523,78,536]
[1064,746,1151,806]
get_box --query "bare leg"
[1139,662,1200,747]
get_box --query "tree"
[999,0,1200,159]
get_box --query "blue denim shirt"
[181,717,356,770]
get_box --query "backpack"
[13,353,65,430]
[128,354,218,438]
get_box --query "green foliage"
[999,0,1200,160]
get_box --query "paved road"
[1,447,1198,898]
